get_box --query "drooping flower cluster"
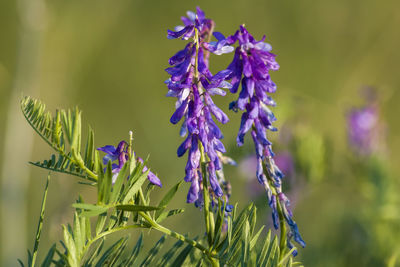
[97,141,162,187]
[166,7,233,207]
[222,25,305,251]
[166,7,305,253]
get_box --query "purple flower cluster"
[97,141,162,187]
[166,7,305,252]
[166,8,232,206]
[218,25,305,250]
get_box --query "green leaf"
[83,127,94,169]
[21,96,98,182]
[102,161,113,204]
[212,199,225,249]
[157,239,184,266]
[241,220,250,264]
[250,226,264,251]
[155,181,183,219]
[141,235,166,266]
[109,162,130,204]
[94,237,128,267]
[170,242,194,266]
[73,212,83,257]
[122,171,149,204]
[84,239,104,266]
[62,225,78,266]
[155,209,185,223]
[261,235,278,267]
[40,244,56,267]
[116,204,160,212]
[95,212,107,236]
[125,234,143,266]
[72,203,109,217]
[279,247,297,266]
[257,229,271,264]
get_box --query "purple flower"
[97,141,162,187]
[348,105,383,155]
[223,25,305,249]
[166,7,233,207]
[167,7,213,41]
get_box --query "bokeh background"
[1,0,399,266]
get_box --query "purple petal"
[186,178,200,203]
[242,54,252,78]
[167,25,194,39]
[210,69,232,85]
[170,99,188,124]
[213,31,225,41]
[208,163,223,197]
[189,136,201,168]
[147,171,162,187]
[196,7,205,22]
[204,94,229,124]
[198,48,212,78]
[102,154,116,165]
[237,87,249,110]
[254,42,272,52]
[255,119,271,146]
[177,135,192,157]
[213,139,226,153]
[97,145,116,155]
[208,88,227,96]
[169,43,191,65]
[245,78,255,97]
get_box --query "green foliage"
[21,96,97,182]
[20,96,301,266]
[213,203,301,267]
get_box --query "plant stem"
[193,27,219,267]
[194,28,200,81]
[30,174,50,267]
[277,199,287,262]
[200,144,215,246]
[139,212,208,253]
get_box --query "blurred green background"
[1,0,399,266]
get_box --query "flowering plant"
[18,7,304,267]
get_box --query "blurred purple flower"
[97,141,162,187]
[348,106,382,155]
[275,152,295,176]
[241,152,295,198]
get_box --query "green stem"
[200,144,215,247]
[194,28,200,81]
[276,199,287,262]
[139,211,219,266]
[30,174,50,267]
[139,212,208,254]
[193,27,219,267]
